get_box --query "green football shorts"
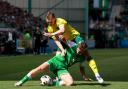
[75,35,84,44]
[57,35,85,51]
[47,55,69,78]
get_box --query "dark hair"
[78,42,88,49]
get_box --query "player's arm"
[79,63,91,81]
[52,36,65,56]
[52,24,65,35]
[54,40,65,56]
[43,27,66,56]
[44,24,65,37]
[43,33,65,56]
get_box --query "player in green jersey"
[15,42,104,86]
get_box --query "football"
[40,75,53,86]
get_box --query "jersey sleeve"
[47,26,56,39]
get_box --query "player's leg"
[85,50,104,83]
[52,70,73,86]
[88,58,104,83]
[15,62,49,86]
[60,73,74,86]
[77,42,104,83]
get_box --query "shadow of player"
[73,82,111,87]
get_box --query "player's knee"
[65,80,74,86]
[29,69,37,77]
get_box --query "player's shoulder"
[57,18,66,21]
[56,18,67,25]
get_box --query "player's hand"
[83,77,93,81]
[61,50,66,56]
[43,32,52,37]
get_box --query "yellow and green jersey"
[47,18,80,41]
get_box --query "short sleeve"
[56,18,67,26]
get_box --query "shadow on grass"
[16,82,111,87]
[73,82,111,87]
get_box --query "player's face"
[46,16,55,26]
[46,19,52,25]
[76,44,86,55]
[36,27,39,29]
[76,47,84,55]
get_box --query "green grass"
[0,48,128,89]
[0,81,128,89]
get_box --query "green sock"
[52,80,65,86]
[52,80,60,86]
[53,80,64,86]
[20,74,31,84]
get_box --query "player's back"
[64,44,85,67]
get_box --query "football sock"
[88,59,99,75]
[52,80,65,86]
[52,80,59,86]
[20,73,31,84]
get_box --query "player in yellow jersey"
[44,12,104,83]
[44,11,83,56]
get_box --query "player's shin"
[88,59,104,83]
[15,73,32,86]
[21,73,32,84]
[88,59,99,75]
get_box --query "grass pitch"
[0,81,128,89]
[0,48,128,89]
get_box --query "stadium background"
[3,0,88,33]
[0,0,128,82]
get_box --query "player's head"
[36,26,40,30]
[76,42,87,55]
[46,11,56,25]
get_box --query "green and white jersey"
[48,41,86,72]
[64,43,85,67]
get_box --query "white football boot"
[14,81,22,86]
[96,75,104,83]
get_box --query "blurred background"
[0,0,128,81]
[0,0,128,55]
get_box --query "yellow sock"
[88,59,99,75]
